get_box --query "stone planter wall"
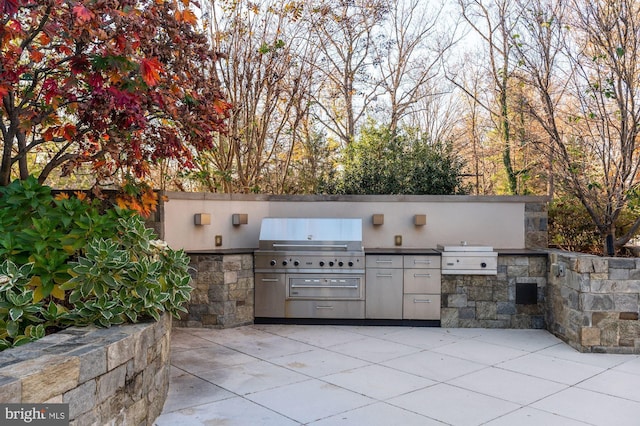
[176,252,254,328]
[546,251,640,354]
[0,314,171,425]
[441,254,548,328]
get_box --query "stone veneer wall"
[176,253,254,328]
[441,254,548,328]
[525,201,548,249]
[546,251,640,354]
[0,314,171,425]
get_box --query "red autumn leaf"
[73,3,93,24]
[213,98,232,115]
[1,0,19,16]
[42,127,55,142]
[29,49,44,63]
[62,124,77,140]
[139,58,163,87]
[181,9,198,25]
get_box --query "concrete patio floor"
[155,325,640,425]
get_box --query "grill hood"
[258,218,363,251]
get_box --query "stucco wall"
[162,193,547,251]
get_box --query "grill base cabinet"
[254,273,286,317]
[365,255,403,319]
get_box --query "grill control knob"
[270,260,276,266]
[481,262,487,268]
[319,261,325,267]
[282,260,288,266]
[348,261,354,267]
[329,261,334,266]
[294,260,300,266]
[338,261,344,267]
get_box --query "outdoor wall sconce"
[414,214,427,226]
[372,214,384,226]
[194,213,211,226]
[232,213,248,226]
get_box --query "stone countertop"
[365,248,440,255]
[186,248,547,256]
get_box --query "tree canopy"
[326,121,467,195]
[0,0,230,188]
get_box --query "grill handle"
[271,243,349,250]
[290,284,359,289]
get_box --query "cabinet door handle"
[376,274,393,278]
[260,278,280,282]
[413,260,432,264]
[413,273,431,278]
[375,260,394,263]
[413,299,432,303]
[316,306,334,309]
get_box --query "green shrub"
[0,177,192,349]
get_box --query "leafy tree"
[0,0,230,188]
[513,0,640,254]
[326,121,467,194]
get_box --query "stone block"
[580,327,601,346]
[458,307,476,319]
[468,285,493,301]
[496,302,516,315]
[507,265,529,278]
[439,309,458,328]
[97,364,126,403]
[514,257,530,266]
[440,279,457,294]
[459,319,482,328]
[493,282,509,302]
[125,397,148,425]
[476,302,497,320]
[589,258,608,274]
[70,345,107,384]
[106,334,135,370]
[224,270,238,284]
[529,257,547,277]
[21,356,80,403]
[580,294,614,311]
[620,312,639,320]
[609,268,630,280]
[498,257,515,266]
[592,311,618,326]
[614,280,640,293]
[480,319,510,328]
[447,294,467,308]
[608,258,636,269]
[590,280,613,293]
[0,375,21,403]
[600,322,620,346]
[222,256,242,271]
[64,379,96,418]
[531,315,545,329]
[614,294,638,311]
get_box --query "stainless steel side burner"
[438,243,498,275]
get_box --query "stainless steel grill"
[254,218,365,319]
